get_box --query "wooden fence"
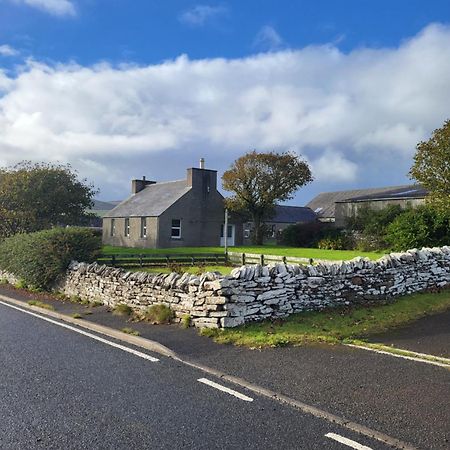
[227,251,317,266]
[97,253,227,268]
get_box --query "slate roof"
[338,185,428,203]
[104,180,191,218]
[270,205,317,223]
[306,184,423,219]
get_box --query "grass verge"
[129,265,233,275]
[200,290,450,348]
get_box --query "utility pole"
[224,208,229,255]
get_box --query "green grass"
[72,313,83,319]
[200,290,450,348]
[112,304,133,316]
[102,245,384,261]
[27,300,55,311]
[129,265,233,275]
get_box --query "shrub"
[386,205,450,251]
[167,262,184,275]
[279,222,327,247]
[143,304,174,324]
[0,227,101,290]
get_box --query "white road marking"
[346,343,450,369]
[0,300,159,362]
[325,433,372,450]
[197,377,253,402]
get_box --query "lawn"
[200,290,450,348]
[102,245,385,261]
[129,265,234,275]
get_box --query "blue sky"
[1,0,450,203]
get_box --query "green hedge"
[0,227,101,289]
[386,206,450,251]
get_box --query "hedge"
[0,227,101,289]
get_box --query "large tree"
[0,161,97,238]
[222,151,313,245]
[410,119,450,212]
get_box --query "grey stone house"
[102,163,243,248]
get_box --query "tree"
[0,161,97,238]
[410,119,450,211]
[222,151,313,245]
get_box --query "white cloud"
[8,0,76,17]
[0,45,19,57]
[0,24,449,199]
[179,4,228,27]
[253,25,284,51]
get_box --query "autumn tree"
[410,119,450,211]
[222,151,313,245]
[0,161,97,238]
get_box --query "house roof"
[104,180,191,218]
[270,205,316,223]
[306,185,421,219]
[337,185,428,203]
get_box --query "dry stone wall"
[56,246,450,328]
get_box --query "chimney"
[199,158,205,169]
[131,176,156,194]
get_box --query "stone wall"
[56,246,450,328]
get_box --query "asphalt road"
[0,303,393,450]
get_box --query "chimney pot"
[199,158,205,169]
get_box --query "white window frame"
[111,219,115,237]
[140,217,147,238]
[125,218,130,237]
[171,219,181,239]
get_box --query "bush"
[317,235,350,250]
[112,304,133,316]
[386,206,450,251]
[143,304,174,324]
[0,227,101,290]
[279,222,327,247]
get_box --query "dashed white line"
[325,433,372,450]
[197,378,253,402]
[0,300,159,362]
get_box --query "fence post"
[224,251,228,264]
[139,255,143,267]
[111,255,115,267]
[282,256,287,264]
[309,258,314,265]
[260,254,264,266]
[241,253,246,265]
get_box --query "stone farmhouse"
[307,184,427,227]
[103,161,243,249]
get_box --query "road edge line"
[345,343,450,368]
[0,294,175,358]
[0,293,416,450]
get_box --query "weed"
[0,278,8,285]
[181,314,191,329]
[142,304,174,324]
[70,295,82,303]
[72,313,83,319]
[15,279,27,289]
[91,301,103,307]
[84,311,93,315]
[112,304,133,316]
[167,262,184,275]
[27,300,55,311]
[121,327,140,336]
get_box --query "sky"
[0,1,450,204]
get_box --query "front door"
[220,224,235,247]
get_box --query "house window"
[171,219,181,239]
[221,224,233,238]
[140,217,147,238]
[244,229,250,239]
[110,219,115,237]
[125,218,130,237]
